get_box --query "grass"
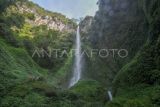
[106,84,160,107]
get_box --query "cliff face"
[1,0,160,106]
[81,0,160,106]
[79,16,93,43]
[113,0,160,87]
[16,2,75,32]
[0,0,77,70]
[81,0,149,86]
[0,1,108,106]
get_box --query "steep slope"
[81,0,149,86]
[110,0,160,106]
[80,0,160,106]
[0,0,107,106]
[16,1,76,32]
[0,0,77,70]
[0,37,54,107]
[0,0,77,106]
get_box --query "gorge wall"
[80,0,160,106]
[0,0,160,106]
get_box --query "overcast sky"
[31,0,98,19]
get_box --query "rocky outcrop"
[16,1,75,32]
[81,0,149,86]
[79,16,93,41]
[79,16,93,34]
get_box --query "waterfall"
[108,91,113,101]
[69,26,82,87]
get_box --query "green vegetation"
[70,80,106,102]
[105,84,160,107]
[23,0,77,26]
[0,0,160,106]
[0,0,77,106]
[0,37,51,107]
[80,0,160,107]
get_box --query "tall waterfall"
[69,26,82,87]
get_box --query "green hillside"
[0,0,160,107]
[0,0,76,106]
[80,0,160,107]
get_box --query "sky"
[31,0,98,19]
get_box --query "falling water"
[69,26,81,87]
[108,91,113,101]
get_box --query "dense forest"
[0,0,160,107]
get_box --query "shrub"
[25,13,35,20]
[70,80,106,102]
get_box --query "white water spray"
[69,26,82,87]
[108,91,113,101]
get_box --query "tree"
[0,0,16,13]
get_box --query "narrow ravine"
[69,26,82,87]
